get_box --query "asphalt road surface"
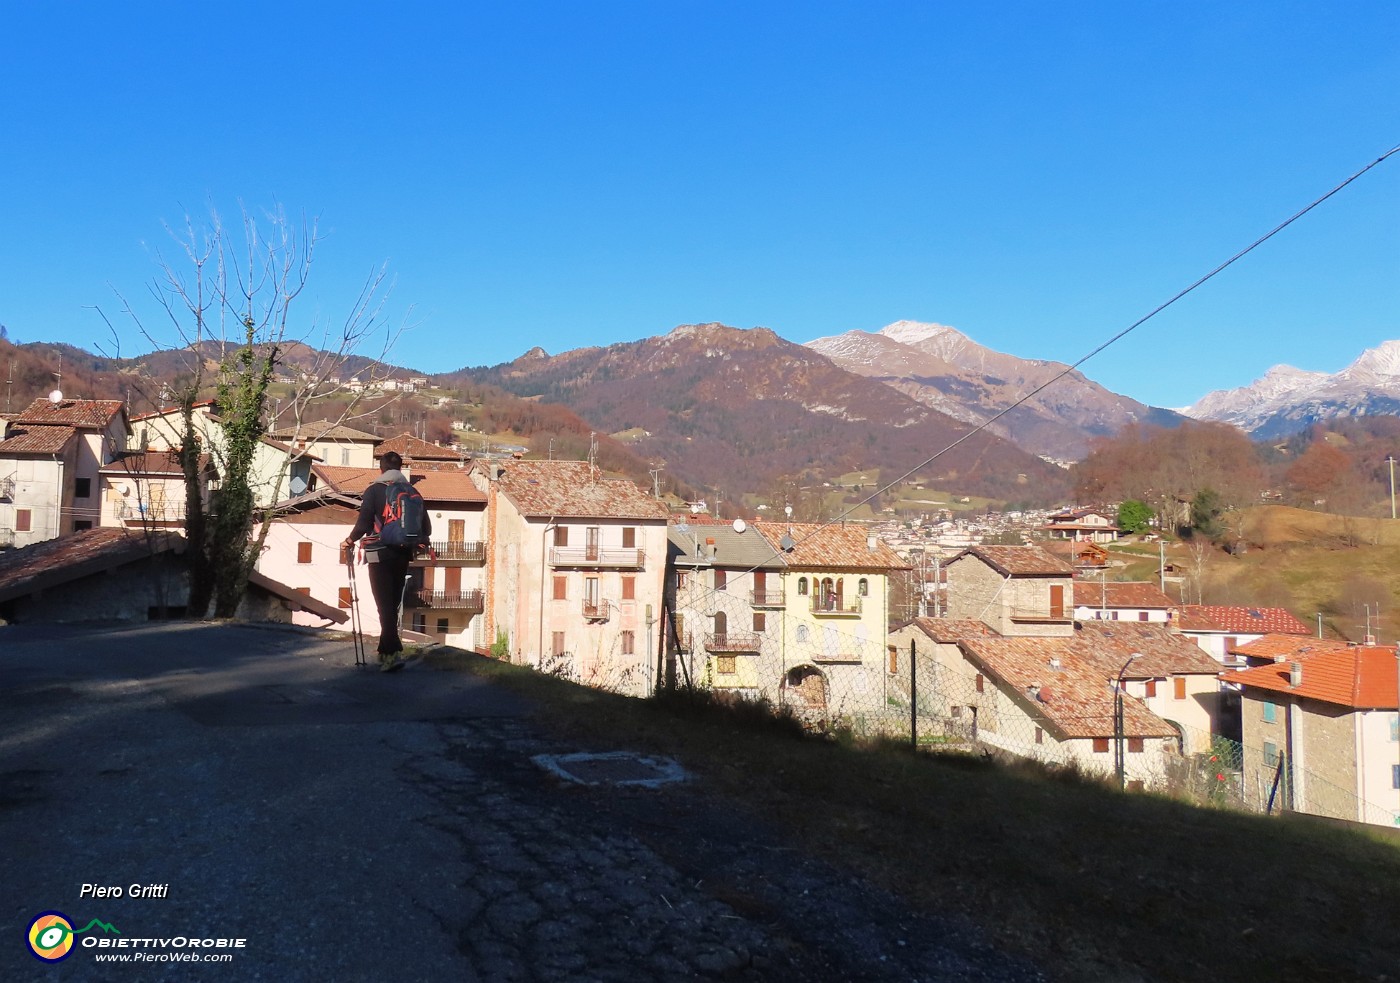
[2,621,1042,982]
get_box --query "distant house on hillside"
[1042,507,1121,544]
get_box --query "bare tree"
[100,203,407,618]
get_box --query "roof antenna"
[48,352,64,404]
[588,431,597,484]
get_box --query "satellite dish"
[732,518,747,534]
[115,482,130,496]
[676,523,689,534]
[288,475,308,496]
[48,389,64,404]
[784,505,793,518]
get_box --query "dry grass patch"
[429,649,1400,983]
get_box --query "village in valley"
[2,384,1396,832]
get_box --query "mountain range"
[805,320,1183,461]
[1182,341,1400,440]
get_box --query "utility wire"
[696,141,1400,590]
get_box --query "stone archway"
[782,665,828,708]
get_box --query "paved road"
[2,622,1043,982]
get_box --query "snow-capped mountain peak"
[878,320,959,347]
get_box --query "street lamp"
[1114,653,1142,791]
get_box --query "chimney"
[867,535,878,551]
[1288,661,1303,687]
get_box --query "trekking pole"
[346,547,366,667]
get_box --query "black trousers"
[366,547,412,655]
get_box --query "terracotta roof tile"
[951,544,1074,577]
[376,432,465,461]
[0,527,184,604]
[99,450,213,477]
[899,617,999,643]
[1072,581,1176,610]
[1177,605,1311,635]
[0,424,78,454]
[958,636,1177,740]
[13,398,125,430]
[1075,622,1221,677]
[409,470,486,504]
[752,521,907,571]
[489,460,671,520]
[1231,634,1349,661]
[312,465,382,494]
[1230,646,1399,709]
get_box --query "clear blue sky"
[2,1,1397,409]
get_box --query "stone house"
[943,545,1075,638]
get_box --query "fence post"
[910,639,917,751]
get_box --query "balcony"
[810,596,862,616]
[409,589,484,613]
[812,649,864,664]
[550,546,645,569]
[749,589,785,608]
[1008,606,1072,625]
[420,540,485,563]
[704,632,761,653]
[114,501,188,523]
[583,599,611,622]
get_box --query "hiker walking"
[342,451,431,668]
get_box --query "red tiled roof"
[949,544,1074,577]
[1230,646,1399,709]
[13,398,125,430]
[410,471,486,504]
[1075,622,1221,677]
[1072,581,1176,610]
[245,569,348,625]
[899,617,999,643]
[489,460,671,520]
[1231,634,1349,661]
[752,521,907,571]
[0,424,78,454]
[1177,605,1311,635]
[958,635,1178,740]
[0,527,184,604]
[376,433,464,461]
[100,450,213,477]
[313,465,382,494]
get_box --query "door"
[586,526,600,562]
[1050,584,1065,619]
[444,566,461,601]
[754,571,766,603]
[713,611,728,646]
[448,518,464,544]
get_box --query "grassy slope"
[427,649,1400,983]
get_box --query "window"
[436,618,449,634]
[753,612,766,632]
[1145,680,1157,698]
[621,630,635,655]
[1173,677,1186,700]
[1262,701,1277,723]
[797,577,808,596]
[1035,727,1043,745]
[1393,764,1400,790]
[552,632,566,657]
[412,613,426,633]
[975,673,984,694]
[75,477,91,498]
[338,587,352,609]
[621,576,635,601]
[858,578,869,597]
[16,509,31,532]
[622,527,636,548]
[716,655,736,674]
[553,576,567,601]
[1138,611,1149,622]
[74,520,92,532]
[340,448,351,466]
[888,646,898,674]
[553,526,569,547]
[1127,737,1145,753]
[298,542,313,564]
[1263,741,1279,767]
[796,624,809,643]
[714,570,727,591]
[676,571,689,590]
[1390,714,1398,742]
[1092,737,1110,753]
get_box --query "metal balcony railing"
[704,632,761,653]
[583,599,611,621]
[749,590,785,608]
[114,501,188,523]
[810,596,862,616]
[430,540,486,562]
[0,477,13,501]
[410,589,484,613]
[0,528,13,548]
[550,546,645,568]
